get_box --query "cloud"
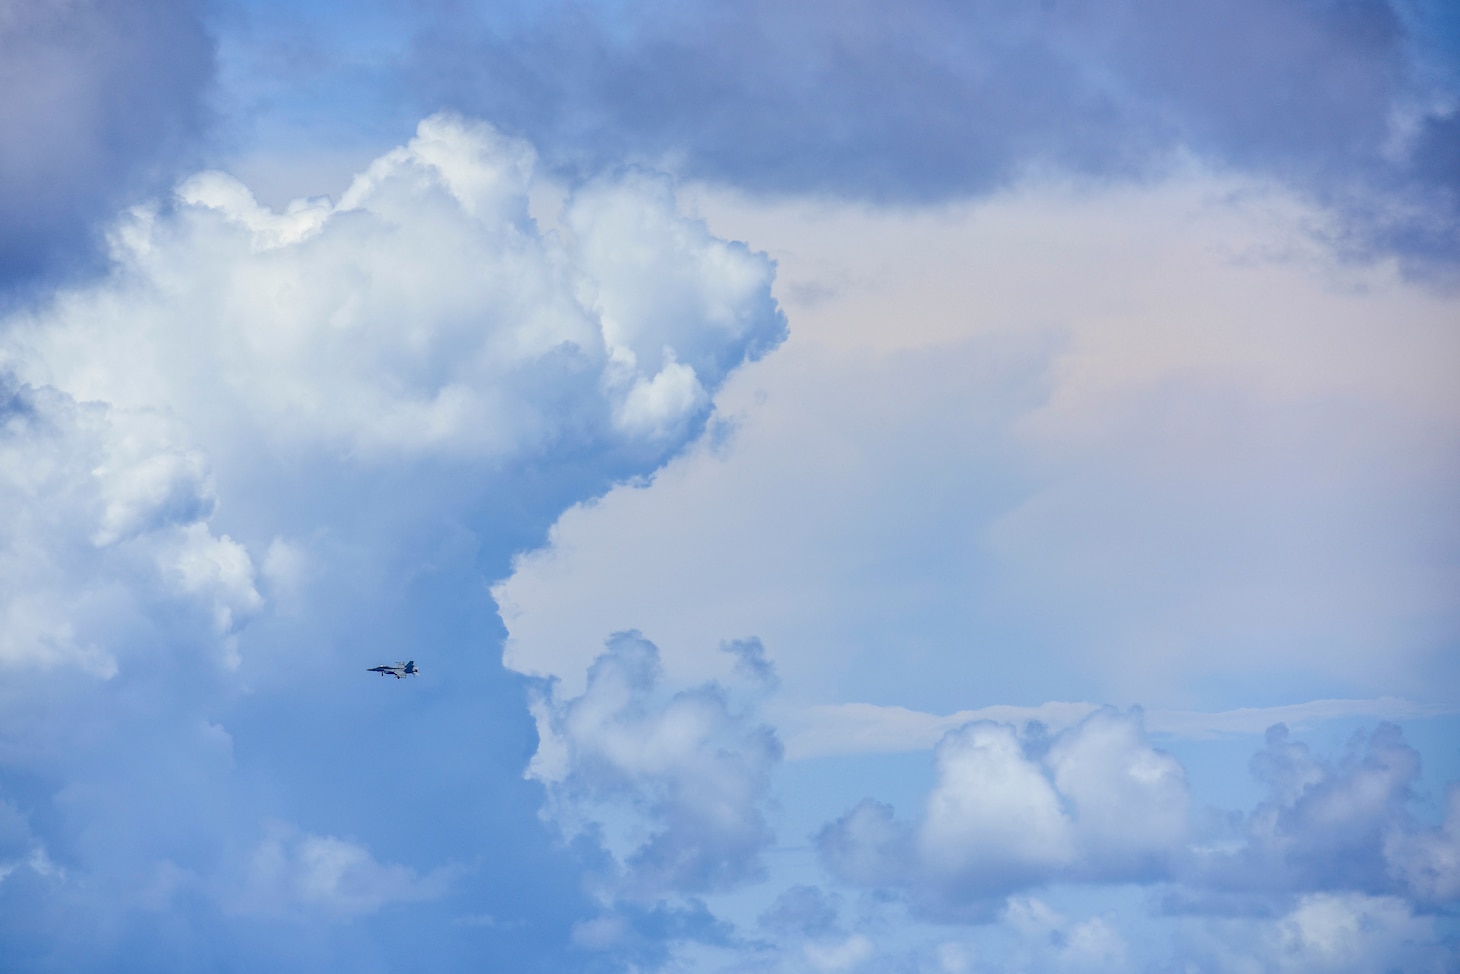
[1173,893,1453,974]
[918,724,1079,890]
[803,933,874,972]
[757,884,842,939]
[818,710,1189,913]
[723,636,778,689]
[1192,723,1460,905]
[0,0,214,290]
[530,631,782,900]
[1385,784,1460,902]
[416,0,1460,268]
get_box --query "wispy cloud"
[785,697,1455,759]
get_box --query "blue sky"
[1,1,1458,970]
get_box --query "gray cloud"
[815,716,1460,927]
[1191,723,1460,906]
[415,0,1460,270]
[0,0,214,291]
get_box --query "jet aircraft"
[368,660,418,679]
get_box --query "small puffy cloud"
[1175,892,1453,974]
[1045,710,1191,878]
[918,723,1077,892]
[817,800,915,891]
[1195,723,1450,901]
[1002,897,1128,973]
[0,800,49,891]
[224,822,452,919]
[1251,723,1416,880]
[804,933,874,972]
[531,631,781,900]
[1265,894,1444,974]
[723,636,778,688]
[489,179,1460,718]
[569,897,736,970]
[88,413,215,547]
[819,710,1189,912]
[1385,784,1460,902]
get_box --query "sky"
[0,0,1458,971]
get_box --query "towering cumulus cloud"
[0,114,783,972]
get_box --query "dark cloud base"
[416,0,1460,273]
[0,0,215,294]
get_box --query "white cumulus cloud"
[0,112,785,970]
[0,382,255,678]
[1,113,784,465]
[1176,892,1452,974]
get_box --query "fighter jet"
[367,660,418,679]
